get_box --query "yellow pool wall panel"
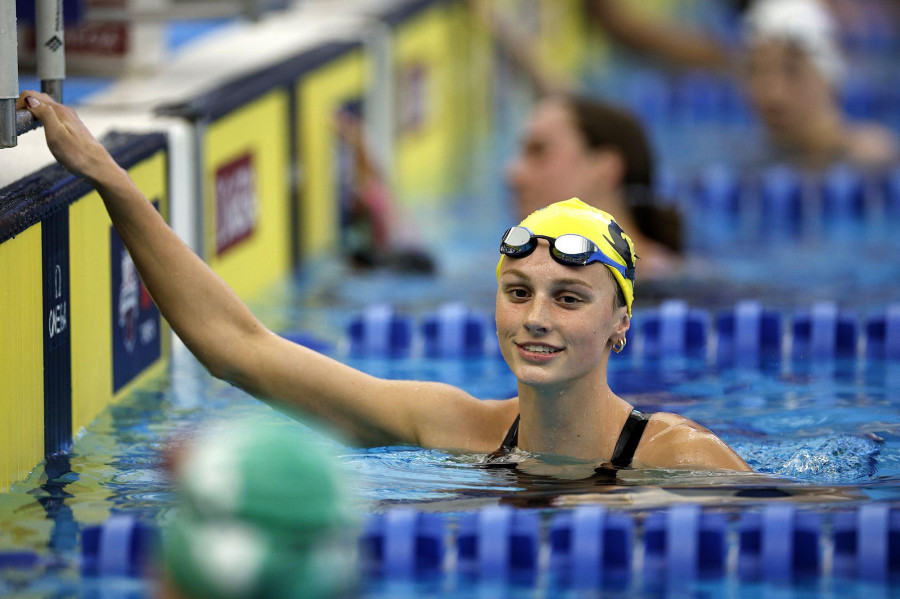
[69,151,171,439]
[202,90,291,299]
[297,49,368,256]
[0,226,45,492]
[391,1,462,206]
[536,0,588,85]
[456,2,493,148]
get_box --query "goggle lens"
[552,234,598,264]
[499,226,632,281]
[500,226,534,251]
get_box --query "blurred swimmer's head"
[742,0,845,136]
[497,198,636,316]
[743,0,845,86]
[161,421,357,599]
[506,95,682,255]
[506,96,653,220]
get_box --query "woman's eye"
[509,288,529,299]
[559,295,581,305]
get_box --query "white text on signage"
[48,264,67,338]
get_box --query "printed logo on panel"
[42,208,72,455]
[112,201,161,393]
[48,264,68,341]
[215,153,258,256]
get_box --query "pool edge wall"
[0,0,596,491]
[0,133,172,492]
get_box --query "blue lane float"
[643,505,727,584]
[737,505,822,582]
[347,304,414,357]
[791,302,859,361]
[759,165,804,235]
[68,504,900,586]
[637,300,709,360]
[674,163,900,229]
[456,506,540,580]
[342,301,900,363]
[833,504,900,581]
[716,300,783,366]
[548,506,632,589]
[360,509,445,578]
[80,515,158,578]
[822,163,867,220]
[694,163,741,217]
[421,303,490,358]
[866,304,900,361]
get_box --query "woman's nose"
[523,295,551,334]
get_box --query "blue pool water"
[2,257,900,596]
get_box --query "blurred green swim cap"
[163,421,358,599]
[496,198,637,316]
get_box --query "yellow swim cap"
[496,198,637,316]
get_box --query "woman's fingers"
[17,90,65,136]
[16,90,110,179]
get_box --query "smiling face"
[496,241,629,392]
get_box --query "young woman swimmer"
[18,91,749,473]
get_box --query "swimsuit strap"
[609,409,651,468]
[482,415,520,464]
[492,410,650,468]
[500,415,520,451]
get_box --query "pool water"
[2,258,900,596]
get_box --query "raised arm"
[473,1,577,97]
[17,91,516,450]
[586,0,730,71]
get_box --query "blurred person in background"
[741,0,898,169]
[584,0,899,170]
[335,110,435,273]
[477,3,685,280]
[487,0,898,171]
[506,95,683,280]
[584,0,731,71]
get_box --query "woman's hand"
[16,91,116,182]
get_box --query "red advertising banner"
[215,153,258,256]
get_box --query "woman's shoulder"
[642,411,713,441]
[637,412,750,471]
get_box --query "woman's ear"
[589,148,626,192]
[615,311,630,338]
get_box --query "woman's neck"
[516,373,630,459]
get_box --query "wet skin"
[496,240,626,394]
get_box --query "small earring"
[612,337,627,354]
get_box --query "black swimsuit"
[485,409,652,471]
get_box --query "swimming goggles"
[499,226,633,281]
